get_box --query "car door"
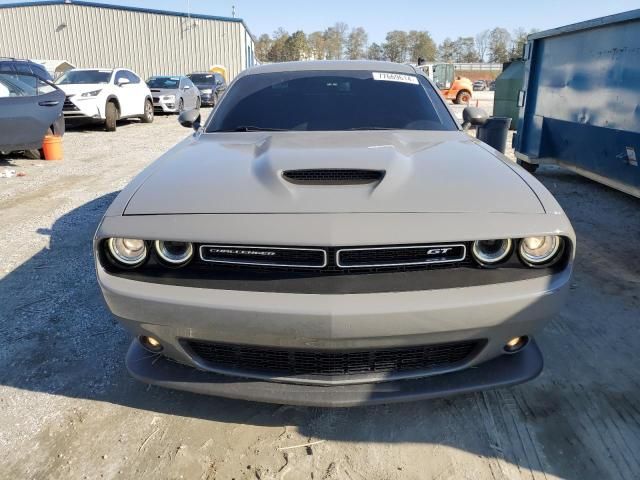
[0,72,64,151]
[113,70,138,117]
[184,78,197,109]
[126,71,148,115]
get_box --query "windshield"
[188,73,215,84]
[55,70,112,85]
[207,70,457,133]
[147,76,180,88]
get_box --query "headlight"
[472,239,512,266]
[162,95,175,101]
[154,240,193,266]
[519,236,562,266]
[81,89,102,97]
[107,238,147,266]
[201,89,212,94]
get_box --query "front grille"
[187,340,480,378]
[63,97,79,111]
[200,245,327,268]
[338,244,466,268]
[197,243,470,272]
[283,169,384,185]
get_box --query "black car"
[0,58,65,157]
[186,72,226,107]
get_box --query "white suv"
[55,68,153,131]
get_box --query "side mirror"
[179,109,201,131]
[116,77,130,86]
[462,107,488,130]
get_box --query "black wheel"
[178,98,184,113]
[105,101,118,131]
[517,159,539,173]
[455,90,472,105]
[195,97,201,109]
[141,99,154,123]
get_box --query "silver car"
[147,75,200,113]
[95,61,575,407]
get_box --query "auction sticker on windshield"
[372,72,419,84]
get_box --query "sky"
[2,0,639,43]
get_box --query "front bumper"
[63,97,104,120]
[98,260,570,403]
[200,93,214,105]
[153,99,178,113]
[127,338,543,407]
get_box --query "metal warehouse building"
[0,0,256,80]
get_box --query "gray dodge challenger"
[94,61,575,407]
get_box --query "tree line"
[255,24,536,64]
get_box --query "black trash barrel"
[477,117,512,153]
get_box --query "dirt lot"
[1,104,639,480]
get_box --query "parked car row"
[0,58,228,156]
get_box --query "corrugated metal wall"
[0,3,254,80]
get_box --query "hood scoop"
[282,169,385,185]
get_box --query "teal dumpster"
[493,60,524,130]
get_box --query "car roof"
[242,60,417,77]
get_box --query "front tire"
[454,90,471,105]
[105,101,118,131]
[195,97,201,109]
[140,99,154,123]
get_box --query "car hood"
[56,83,106,96]
[124,130,544,215]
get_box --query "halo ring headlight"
[472,239,512,266]
[154,240,194,266]
[107,238,147,266]
[519,236,562,266]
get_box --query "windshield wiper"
[214,126,290,132]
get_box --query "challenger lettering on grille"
[199,244,466,269]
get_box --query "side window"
[0,72,38,97]
[30,65,52,82]
[126,71,141,84]
[36,77,56,95]
[114,70,127,85]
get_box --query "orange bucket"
[42,135,63,161]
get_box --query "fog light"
[504,336,529,353]
[139,335,163,353]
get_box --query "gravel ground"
[1,104,639,480]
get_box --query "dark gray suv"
[186,72,226,107]
[0,58,65,156]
